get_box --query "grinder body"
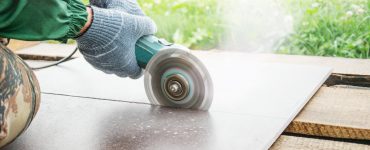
[135,35,177,68]
[135,35,213,110]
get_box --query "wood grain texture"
[325,74,370,87]
[271,135,370,150]
[286,86,370,140]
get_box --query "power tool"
[135,35,213,110]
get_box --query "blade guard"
[135,35,213,110]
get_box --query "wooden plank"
[7,40,40,51]
[286,86,370,140]
[270,135,370,150]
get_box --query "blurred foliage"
[278,0,370,58]
[138,0,224,49]
[81,0,369,58]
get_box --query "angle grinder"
[135,35,213,110]
[15,35,213,110]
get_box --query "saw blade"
[144,48,213,110]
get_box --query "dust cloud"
[220,0,293,53]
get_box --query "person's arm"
[0,0,88,42]
[0,0,157,79]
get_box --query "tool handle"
[135,35,173,68]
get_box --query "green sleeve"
[0,0,87,42]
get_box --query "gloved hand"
[76,2,156,79]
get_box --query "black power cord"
[1,38,78,70]
[30,46,78,70]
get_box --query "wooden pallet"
[14,44,370,149]
[264,54,370,149]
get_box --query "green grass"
[278,0,370,59]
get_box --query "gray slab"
[34,51,332,149]
[4,94,285,150]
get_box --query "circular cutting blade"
[144,48,213,110]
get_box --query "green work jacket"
[0,0,87,42]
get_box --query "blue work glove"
[76,4,156,79]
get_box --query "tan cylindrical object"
[0,43,41,147]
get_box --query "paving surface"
[4,94,284,150]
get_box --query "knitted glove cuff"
[77,6,122,50]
